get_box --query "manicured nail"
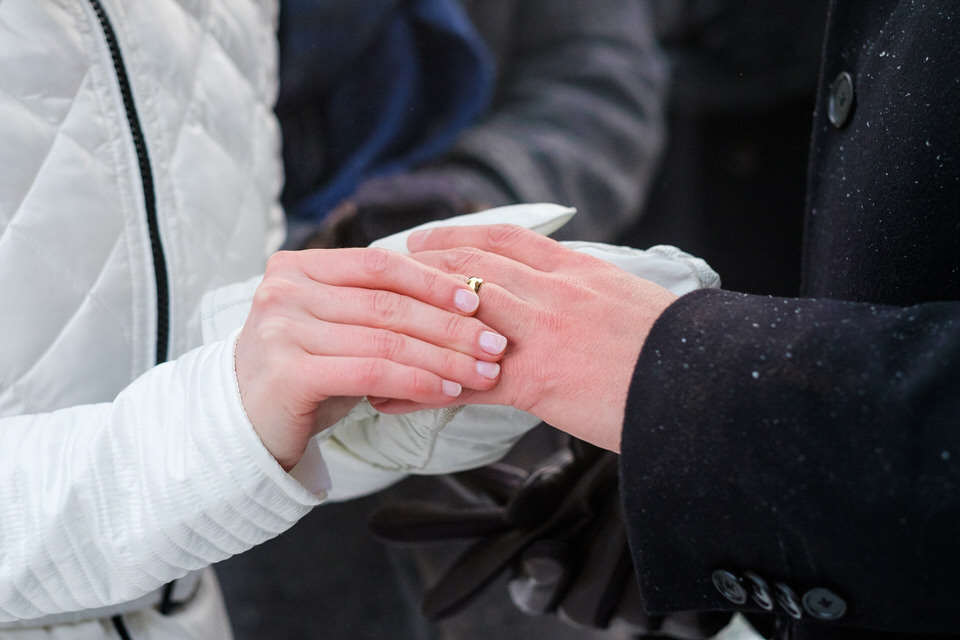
[442,380,462,397]
[479,331,507,355]
[476,360,501,380]
[407,229,432,252]
[455,288,480,313]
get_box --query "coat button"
[828,71,855,128]
[743,571,774,611]
[774,582,803,619]
[711,570,747,605]
[802,587,848,621]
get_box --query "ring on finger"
[466,276,484,294]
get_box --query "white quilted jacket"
[0,0,321,636]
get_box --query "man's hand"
[389,224,677,452]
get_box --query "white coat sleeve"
[0,335,324,623]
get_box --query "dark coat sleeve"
[619,288,960,635]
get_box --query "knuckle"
[356,359,385,388]
[407,369,434,399]
[443,313,466,342]
[372,330,404,361]
[265,250,296,274]
[369,290,404,324]
[486,224,528,251]
[420,267,445,296]
[252,279,288,312]
[360,248,392,277]
[433,247,481,274]
[439,349,460,378]
[459,247,489,264]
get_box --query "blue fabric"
[280,0,495,223]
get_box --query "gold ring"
[466,276,484,294]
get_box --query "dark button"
[803,587,848,621]
[774,582,803,619]
[743,571,774,611]
[712,570,747,605]
[828,71,855,128]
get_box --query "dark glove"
[368,439,732,638]
[298,171,492,249]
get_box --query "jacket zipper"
[88,0,170,365]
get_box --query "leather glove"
[298,171,496,249]
[368,440,732,637]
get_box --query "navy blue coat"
[621,1,960,638]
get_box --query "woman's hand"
[396,224,678,452]
[235,248,508,470]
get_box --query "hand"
[395,225,677,452]
[235,247,508,470]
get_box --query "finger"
[411,248,551,303]
[369,388,501,414]
[406,224,571,272]
[300,356,469,404]
[297,320,502,391]
[465,283,537,339]
[273,248,482,315]
[302,281,509,361]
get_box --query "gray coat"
[428,0,668,242]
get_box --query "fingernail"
[479,331,508,355]
[455,289,480,313]
[407,229,432,252]
[442,380,462,397]
[368,396,389,406]
[476,360,501,379]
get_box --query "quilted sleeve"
[0,336,323,623]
